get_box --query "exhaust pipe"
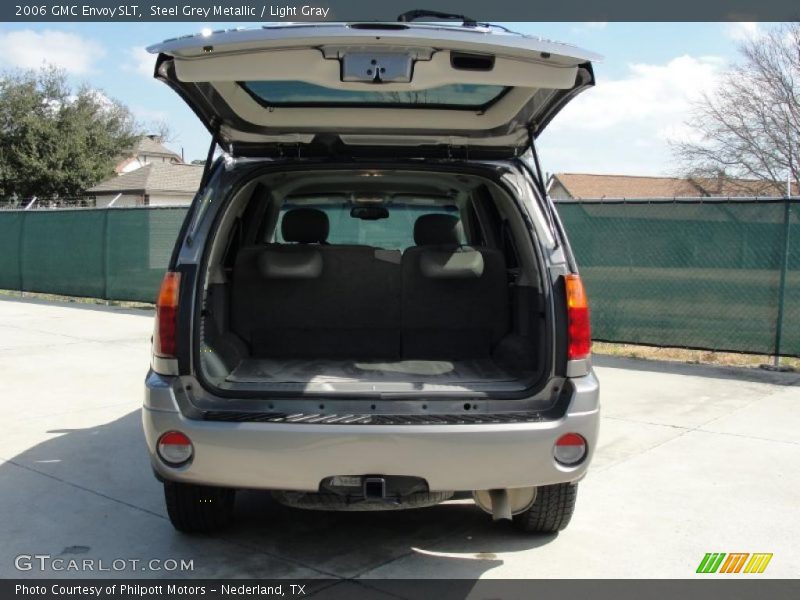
[488,489,512,521]
[473,487,536,520]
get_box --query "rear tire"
[164,481,235,533]
[512,483,578,533]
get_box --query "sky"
[0,21,771,175]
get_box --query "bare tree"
[672,23,799,194]
[145,118,176,144]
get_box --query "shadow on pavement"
[0,294,153,317]
[593,353,800,386]
[2,409,555,579]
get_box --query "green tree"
[0,67,138,199]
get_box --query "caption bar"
[16,583,311,597]
[3,0,800,22]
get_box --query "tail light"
[564,273,591,360]
[554,433,587,466]
[157,431,193,466]
[154,271,181,358]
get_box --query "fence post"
[773,197,792,366]
[102,208,109,302]
[17,210,27,296]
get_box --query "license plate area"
[341,53,414,83]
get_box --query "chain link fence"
[0,197,97,210]
[556,197,799,357]
[0,198,797,356]
[0,206,188,303]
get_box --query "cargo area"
[224,358,530,393]
[197,168,548,396]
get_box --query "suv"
[143,20,600,534]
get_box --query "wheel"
[164,481,235,533]
[512,483,578,533]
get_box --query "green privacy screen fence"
[556,198,799,357]
[0,207,188,303]
[0,199,797,356]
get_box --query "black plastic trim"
[175,263,197,375]
[203,410,555,425]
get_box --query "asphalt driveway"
[0,296,798,580]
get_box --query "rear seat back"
[231,209,402,359]
[401,214,508,359]
[231,209,508,361]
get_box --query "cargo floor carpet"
[223,358,531,392]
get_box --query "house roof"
[549,173,797,199]
[133,136,181,159]
[87,163,203,196]
[688,177,797,197]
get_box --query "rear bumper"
[143,371,600,492]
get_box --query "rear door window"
[242,81,508,109]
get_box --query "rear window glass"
[241,81,508,109]
[275,204,462,250]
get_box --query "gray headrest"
[413,214,463,246]
[258,248,322,279]
[281,208,329,244]
[419,248,484,279]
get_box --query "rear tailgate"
[149,23,598,157]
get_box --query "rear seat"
[231,209,508,360]
[401,214,508,359]
[231,208,402,359]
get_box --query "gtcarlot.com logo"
[696,552,773,574]
[15,554,194,572]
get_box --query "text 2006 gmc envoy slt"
[142,18,600,533]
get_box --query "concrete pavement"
[0,296,798,580]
